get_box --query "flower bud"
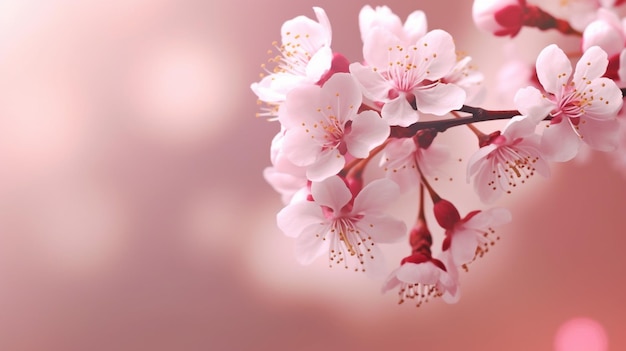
[582,9,625,57]
[472,0,525,37]
[433,199,461,230]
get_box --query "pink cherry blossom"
[358,5,427,46]
[276,175,407,275]
[263,131,309,205]
[521,44,623,161]
[350,29,466,127]
[467,88,553,203]
[438,205,512,267]
[582,9,625,57]
[279,73,390,182]
[442,55,486,105]
[472,0,525,37]
[250,7,333,117]
[382,251,459,306]
[379,133,450,192]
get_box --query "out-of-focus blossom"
[379,134,450,192]
[263,131,308,205]
[251,7,333,118]
[350,29,465,126]
[442,55,486,105]
[582,8,625,57]
[472,0,525,37]
[358,5,427,45]
[521,44,623,161]
[276,175,406,276]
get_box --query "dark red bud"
[433,199,461,230]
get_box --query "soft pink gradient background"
[0,1,624,350]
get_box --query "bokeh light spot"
[554,317,608,351]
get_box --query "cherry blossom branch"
[390,105,520,138]
[392,87,626,139]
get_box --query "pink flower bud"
[472,0,525,37]
[433,199,461,230]
[582,9,625,57]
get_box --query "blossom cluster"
[251,1,625,307]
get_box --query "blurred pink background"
[0,0,624,350]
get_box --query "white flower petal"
[541,120,581,162]
[295,224,331,265]
[450,229,478,266]
[306,46,333,82]
[277,202,324,238]
[579,118,620,151]
[306,149,345,182]
[352,178,400,214]
[381,96,419,126]
[321,73,362,123]
[396,262,441,285]
[357,214,406,243]
[536,44,572,95]
[417,29,457,80]
[514,86,554,123]
[310,175,352,212]
[349,62,392,102]
[583,77,623,119]
[414,83,465,116]
[574,46,609,84]
[344,110,390,158]
[403,10,428,43]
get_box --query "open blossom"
[250,7,333,117]
[473,0,525,37]
[382,250,459,306]
[350,29,466,127]
[358,5,427,46]
[434,200,512,267]
[276,176,406,275]
[521,44,623,162]
[467,88,552,203]
[379,132,450,192]
[279,73,390,182]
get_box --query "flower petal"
[579,118,620,151]
[403,10,428,43]
[449,228,478,266]
[306,46,333,82]
[540,120,581,162]
[582,77,623,119]
[396,262,441,285]
[357,214,406,243]
[574,46,609,84]
[277,202,324,238]
[294,223,330,265]
[417,29,457,80]
[514,86,554,123]
[310,175,351,212]
[381,96,419,126]
[321,73,362,122]
[536,44,572,95]
[349,62,392,102]
[353,178,400,213]
[414,83,465,115]
[344,110,390,158]
[306,149,345,182]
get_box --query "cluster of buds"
[251,1,626,307]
